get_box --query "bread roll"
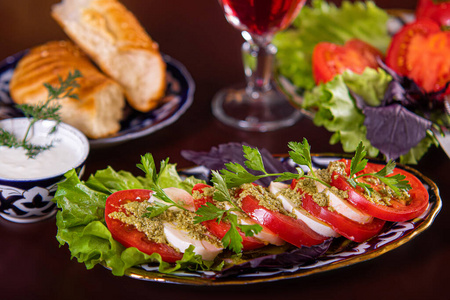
[51,0,166,112]
[9,40,125,139]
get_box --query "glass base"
[212,85,302,132]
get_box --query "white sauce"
[0,119,88,180]
[0,143,81,179]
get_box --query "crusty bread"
[51,0,166,112]
[9,40,125,139]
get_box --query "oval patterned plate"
[102,154,441,285]
[0,51,194,148]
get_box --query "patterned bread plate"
[0,51,194,148]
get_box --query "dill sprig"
[0,70,82,158]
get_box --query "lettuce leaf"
[274,0,390,91]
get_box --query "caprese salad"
[53,139,429,276]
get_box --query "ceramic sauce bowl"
[0,118,89,223]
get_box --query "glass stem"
[242,34,276,97]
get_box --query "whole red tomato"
[386,19,450,94]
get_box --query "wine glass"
[212,0,306,132]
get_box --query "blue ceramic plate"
[102,154,441,285]
[0,51,194,148]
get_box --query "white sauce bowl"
[0,118,89,223]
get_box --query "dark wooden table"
[1,1,448,299]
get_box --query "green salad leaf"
[53,163,210,276]
[274,0,390,91]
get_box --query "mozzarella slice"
[269,182,339,238]
[315,182,373,224]
[163,222,223,261]
[149,187,195,211]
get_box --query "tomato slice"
[104,189,183,263]
[331,160,429,222]
[240,193,328,248]
[312,39,382,84]
[192,183,266,250]
[416,0,450,28]
[291,180,386,243]
[385,19,441,76]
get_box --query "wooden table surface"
[1,1,448,299]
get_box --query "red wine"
[219,0,306,36]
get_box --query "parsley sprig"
[194,170,263,253]
[287,139,331,188]
[218,139,331,189]
[0,70,82,158]
[137,153,188,217]
[219,145,300,187]
[347,142,412,196]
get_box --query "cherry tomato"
[330,160,429,222]
[416,0,450,28]
[105,189,183,263]
[312,39,382,84]
[192,183,266,250]
[240,193,328,248]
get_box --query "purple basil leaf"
[363,104,432,160]
[181,143,297,186]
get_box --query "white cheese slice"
[163,222,223,261]
[269,182,339,238]
[315,182,373,224]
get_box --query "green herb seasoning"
[362,177,411,206]
[234,183,294,218]
[109,201,167,244]
[109,201,222,249]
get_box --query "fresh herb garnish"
[137,153,188,217]
[193,140,328,253]
[194,170,263,254]
[220,145,300,187]
[347,142,412,196]
[0,70,82,158]
[287,138,331,188]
